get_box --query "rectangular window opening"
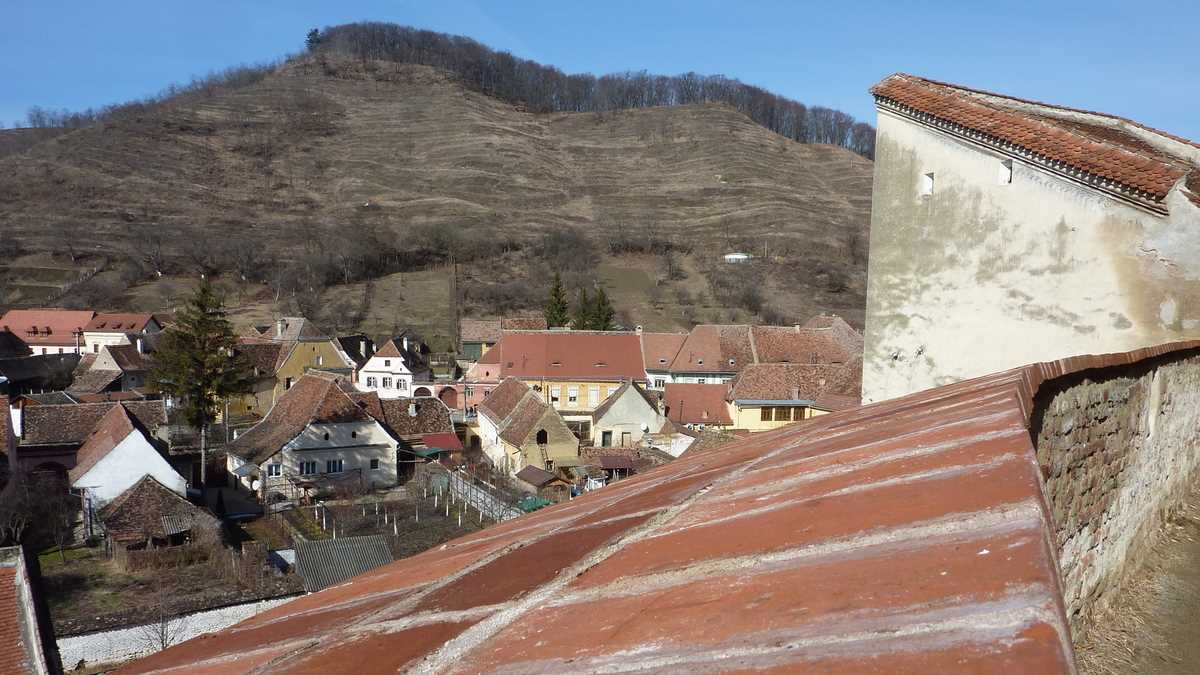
[998,159,1013,185]
[920,172,935,197]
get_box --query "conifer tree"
[151,280,254,490]
[593,287,616,331]
[572,288,592,330]
[543,272,570,327]
[305,28,322,51]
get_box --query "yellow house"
[227,318,356,423]
[726,363,861,432]
[474,378,580,476]
[480,331,648,439]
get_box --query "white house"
[723,252,752,264]
[82,313,161,354]
[590,381,667,448]
[355,335,432,399]
[228,371,399,500]
[68,403,187,506]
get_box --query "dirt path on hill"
[1076,483,1200,674]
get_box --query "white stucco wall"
[257,421,398,492]
[863,108,1200,402]
[356,355,414,399]
[57,594,298,669]
[73,430,187,504]
[593,389,665,447]
[473,413,506,471]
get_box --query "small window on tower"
[998,159,1013,185]
[920,172,935,197]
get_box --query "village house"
[0,309,94,355]
[661,382,733,431]
[68,403,188,537]
[354,334,432,399]
[458,318,501,362]
[98,474,219,563]
[663,319,862,386]
[81,312,161,354]
[639,330,687,390]
[344,391,458,481]
[589,380,667,448]
[864,74,1200,402]
[9,399,171,479]
[226,371,399,501]
[228,317,357,421]
[66,337,158,397]
[0,328,32,358]
[467,330,646,440]
[473,378,579,476]
[724,362,862,431]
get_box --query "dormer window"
[920,172,935,197]
[728,358,735,366]
[697,358,704,365]
[658,358,667,364]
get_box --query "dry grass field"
[0,55,873,329]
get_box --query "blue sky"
[4,1,1198,140]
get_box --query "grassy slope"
[0,56,873,329]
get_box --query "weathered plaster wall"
[1030,352,1200,640]
[863,109,1200,403]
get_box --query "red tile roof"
[0,549,50,674]
[459,319,502,344]
[19,400,166,447]
[670,325,754,373]
[501,316,548,331]
[489,331,646,382]
[0,309,94,347]
[84,313,156,333]
[726,362,859,402]
[69,404,140,484]
[640,331,687,371]
[228,372,371,465]
[99,475,218,543]
[127,341,1200,673]
[346,391,454,439]
[662,383,733,426]
[871,73,1200,208]
[750,324,861,364]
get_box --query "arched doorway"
[414,386,432,397]
[439,387,458,409]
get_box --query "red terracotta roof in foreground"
[122,341,1200,674]
[871,73,1200,207]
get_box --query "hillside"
[0,55,873,334]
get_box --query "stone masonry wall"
[1032,353,1200,641]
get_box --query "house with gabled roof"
[474,378,578,476]
[0,309,94,355]
[640,330,687,390]
[459,319,502,362]
[725,361,862,431]
[69,403,187,522]
[590,381,667,449]
[12,399,169,478]
[665,321,863,385]
[98,474,219,554]
[865,73,1200,402]
[226,371,399,500]
[661,382,732,431]
[81,312,161,354]
[354,334,432,399]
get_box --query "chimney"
[635,325,643,334]
[791,386,800,400]
[408,402,418,417]
[276,318,285,338]
[402,336,409,352]
[136,337,144,354]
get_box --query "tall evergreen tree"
[593,287,616,331]
[543,272,570,327]
[151,280,254,490]
[572,288,593,330]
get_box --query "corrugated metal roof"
[294,535,394,593]
[116,340,1200,674]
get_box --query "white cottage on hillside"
[228,371,399,500]
[69,403,187,506]
[355,335,433,400]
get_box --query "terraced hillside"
[0,56,873,327]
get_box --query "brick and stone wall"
[1032,353,1200,640]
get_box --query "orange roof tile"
[663,383,733,426]
[490,331,646,382]
[0,309,94,347]
[84,313,156,333]
[640,331,687,371]
[871,73,1200,206]
[123,341,1200,674]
